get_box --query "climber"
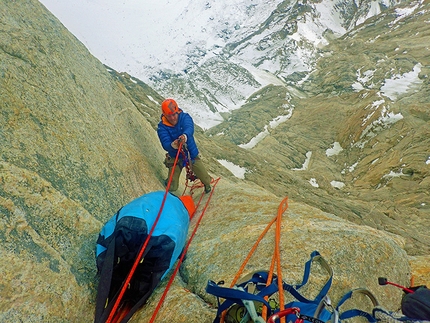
[94,191,195,323]
[157,98,212,193]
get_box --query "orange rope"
[262,197,289,321]
[149,177,220,323]
[261,250,277,320]
[230,215,278,287]
[219,215,277,323]
[220,196,289,323]
[276,197,289,323]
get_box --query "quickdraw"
[180,143,197,182]
[267,307,328,323]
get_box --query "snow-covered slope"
[38,0,282,77]
[38,0,406,128]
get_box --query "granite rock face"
[134,181,410,322]
[1,1,166,219]
[0,1,425,322]
[1,1,165,321]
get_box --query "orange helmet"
[161,99,179,116]
[179,195,195,218]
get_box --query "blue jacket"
[157,109,199,159]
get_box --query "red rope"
[149,177,220,323]
[189,187,205,220]
[105,142,184,323]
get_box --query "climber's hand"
[171,139,180,149]
[178,134,187,143]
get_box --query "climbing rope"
[149,177,220,323]
[110,303,130,323]
[274,197,289,323]
[220,196,289,323]
[105,142,185,323]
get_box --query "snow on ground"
[356,0,382,25]
[330,180,345,189]
[352,68,376,91]
[382,169,406,179]
[381,64,422,100]
[309,178,319,188]
[293,151,312,171]
[353,63,422,102]
[239,107,293,149]
[147,95,159,105]
[217,159,247,179]
[390,1,423,26]
[326,142,343,157]
[354,104,403,148]
[238,126,271,150]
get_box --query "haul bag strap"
[234,273,316,311]
[299,251,333,301]
[95,236,117,323]
[337,288,379,309]
[339,309,377,323]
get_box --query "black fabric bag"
[94,216,175,323]
[402,286,430,320]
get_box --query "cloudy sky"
[38,0,282,80]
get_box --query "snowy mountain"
[38,0,406,128]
